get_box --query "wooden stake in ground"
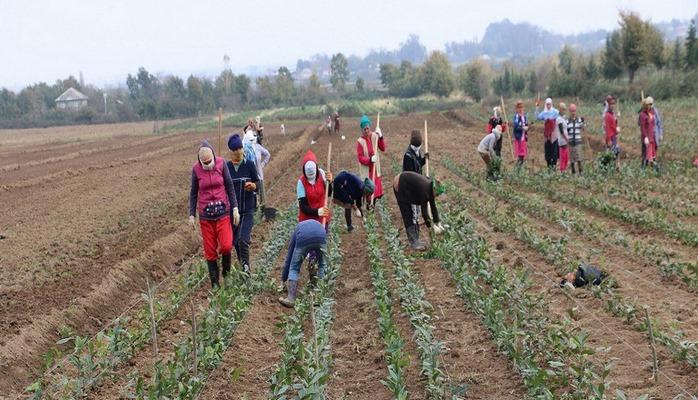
[146,279,158,356]
[641,90,645,102]
[644,307,659,383]
[217,108,222,156]
[500,96,515,161]
[190,299,198,376]
[424,120,430,178]
[321,142,332,228]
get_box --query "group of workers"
[188,113,446,308]
[477,95,666,177]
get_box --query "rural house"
[55,87,88,110]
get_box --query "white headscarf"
[545,98,553,110]
[304,161,317,184]
[244,130,257,145]
[198,147,215,170]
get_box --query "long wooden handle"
[322,142,332,227]
[424,120,430,178]
[500,96,514,160]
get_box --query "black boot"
[207,260,219,288]
[221,253,231,280]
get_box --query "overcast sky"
[1,0,695,90]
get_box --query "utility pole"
[103,93,108,114]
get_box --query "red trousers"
[199,216,233,261]
[559,145,569,171]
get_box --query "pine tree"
[603,32,624,79]
[686,20,698,69]
[671,38,683,70]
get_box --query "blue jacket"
[293,220,327,248]
[332,171,363,205]
[226,159,259,213]
[512,113,528,141]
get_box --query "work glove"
[616,126,621,134]
[524,125,529,131]
[371,155,378,163]
[432,223,445,235]
[189,215,196,228]
[644,137,649,145]
[244,182,256,191]
[375,127,383,138]
[355,208,363,218]
[232,207,240,226]
[318,207,330,217]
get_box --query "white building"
[55,87,88,110]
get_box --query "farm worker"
[281,123,286,135]
[477,125,502,180]
[512,100,529,166]
[243,118,255,135]
[332,171,375,232]
[637,97,663,169]
[333,112,341,135]
[536,97,560,169]
[188,141,239,288]
[281,150,333,285]
[486,107,507,157]
[392,171,445,251]
[557,103,570,172]
[566,104,586,174]
[226,134,259,274]
[278,220,329,308]
[559,263,606,289]
[326,115,332,135]
[244,130,270,208]
[356,115,386,210]
[403,129,427,175]
[638,97,659,171]
[254,115,265,145]
[604,96,621,171]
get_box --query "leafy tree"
[330,53,349,92]
[602,32,624,79]
[686,20,698,69]
[355,77,365,92]
[670,38,683,70]
[558,46,574,75]
[234,74,250,103]
[581,56,599,80]
[526,70,538,95]
[397,34,427,64]
[274,66,295,104]
[186,75,204,111]
[458,62,485,102]
[618,11,664,82]
[420,51,454,97]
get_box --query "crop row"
[269,212,343,399]
[441,179,698,371]
[429,207,612,399]
[499,165,698,247]
[364,211,411,399]
[441,158,698,291]
[28,259,207,399]
[124,205,297,399]
[375,202,451,398]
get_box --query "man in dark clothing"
[392,171,445,250]
[332,171,375,232]
[226,134,259,274]
[560,263,606,289]
[403,130,427,174]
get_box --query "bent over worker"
[332,171,375,232]
[278,220,328,308]
[392,171,445,251]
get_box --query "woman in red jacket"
[639,97,658,171]
[356,115,386,210]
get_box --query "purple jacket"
[189,141,237,220]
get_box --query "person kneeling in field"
[332,171,375,232]
[189,142,240,288]
[477,125,502,181]
[278,220,329,308]
[560,263,607,289]
[392,171,445,251]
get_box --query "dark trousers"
[233,211,254,267]
[397,200,417,230]
[544,140,559,167]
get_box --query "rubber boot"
[207,259,219,288]
[221,253,231,280]
[406,225,426,251]
[279,280,298,308]
[240,242,251,274]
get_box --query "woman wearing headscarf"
[332,171,375,232]
[281,150,333,285]
[556,103,570,172]
[639,97,658,171]
[402,129,427,175]
[244,130,270,208]
[512,100,529,166]
[486,107,507,158]
[477,125,503,180]
[356,115,386,209]
[226,134,259,274]
[188,141,239,288]
[536,97,560,169]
